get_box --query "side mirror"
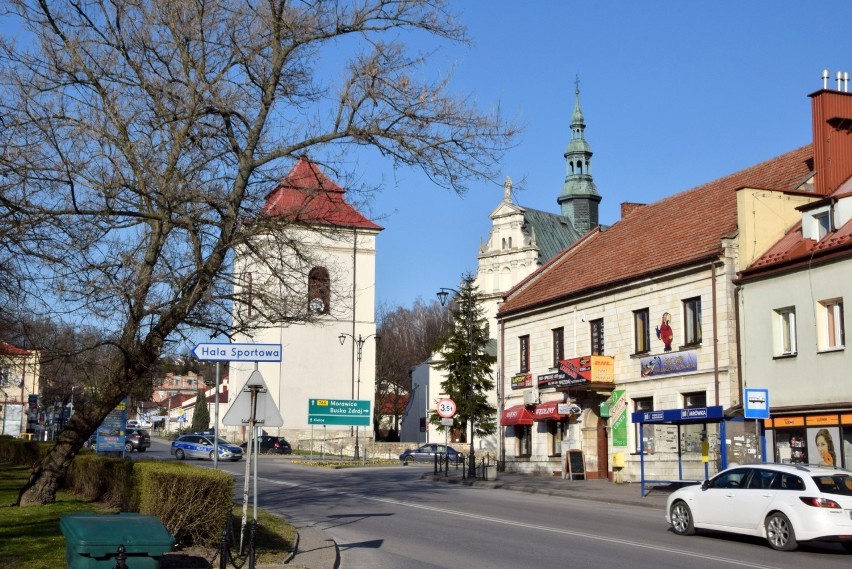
[701,479,710,490]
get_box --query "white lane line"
[258,476,781,569]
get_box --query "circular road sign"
[436,398,457,418]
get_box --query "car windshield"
[812,474,852,495]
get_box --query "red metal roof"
[743,175,852,276]
[499,145,814,316]
[0,342,32,356]
[261,157,382,231]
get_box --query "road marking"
[257,476,783,569]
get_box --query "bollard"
[113,544,127,569]
[219,526,229,569]
[248,519,257,569]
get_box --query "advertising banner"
[537,355,615,389]
[639,350,698,377]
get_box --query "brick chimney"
[810,83,852,195]
[620,202,646,219]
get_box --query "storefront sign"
[639,350,698,377]
[511,373,532,390]
[609,389,628,447]
[537,355,615,388]
[632,406,724,424]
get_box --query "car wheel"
[669,501,695,536]
[175,448,185,460]
[124,442,134,453]
[765,512,798,551]
[209,450,215,460]
[402,458,410,466]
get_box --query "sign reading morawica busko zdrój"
[308,399,371,426]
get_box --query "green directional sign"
[308,398,371,426]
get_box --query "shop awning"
[502,405,535,426]
[532,400,569,421]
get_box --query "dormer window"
[803,206,833,240]
[815,211,831,239]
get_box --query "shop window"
[552,327,564,368]
[817,298,845,351]
[633,397,653,453]
[308,267,330,314]
[590,318,604,356]
[548,420,567,457]
[773,307,797,356]
[683,297,702,346]
[516,425,532,457]
[519,335,530,373]
[775,429,807,464]
[633,309,650,354]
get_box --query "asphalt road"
[144,439,852,568]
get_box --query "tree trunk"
[17,434,82,505]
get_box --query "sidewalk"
[282,467,681,568]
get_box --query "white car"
[666,463,852,551]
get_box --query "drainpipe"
[499,317,505,470]
[711,261,719,406]
[734,284,744,401]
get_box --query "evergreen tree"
[191,394,210,433]
[432,274,497,454]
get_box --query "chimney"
[620,202,646,219]
[811,71,852,195]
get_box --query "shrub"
[133,461,233,547]
[65,454,135,509]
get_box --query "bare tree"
[0,0,516,505]
[375,297,449,439]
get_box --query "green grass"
[0,464,116,568]
[0,462,296,568]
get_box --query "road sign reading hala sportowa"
[192,342,282,362]
[308,399,371,426]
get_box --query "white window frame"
[773,307,797,356]
[817,298,845,351]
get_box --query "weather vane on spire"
[575,74,580,94]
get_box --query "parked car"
[240,435,292,455]
[124,429,151,453]
[666,463,852,551]
[170,434,243,461]
[399,444,464,465]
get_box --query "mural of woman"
[655,312,673,352]
[816,428,837,466]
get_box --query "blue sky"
[366,0,852,309]
[4,2,851,314]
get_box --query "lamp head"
[436,289,450,306]
[338,333,347,346]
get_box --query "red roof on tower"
[261,157,382,231]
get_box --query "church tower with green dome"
[557,81,601,234]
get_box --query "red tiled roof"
[0,342,32,356]
[743,175,852,276]
[500,145,814,315]
[261,157,382,230]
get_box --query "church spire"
[557,77,601,234]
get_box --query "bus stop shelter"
[631,405,766,496]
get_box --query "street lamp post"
[338,332,378,460]
[437,286,477,479]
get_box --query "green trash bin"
[60,512,175,569]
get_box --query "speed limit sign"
[436,398,457,418]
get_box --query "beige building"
[496,86,834,481]
[0,342,40,438]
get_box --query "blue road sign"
[192,343,282,362]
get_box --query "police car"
[170,433,243,461]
